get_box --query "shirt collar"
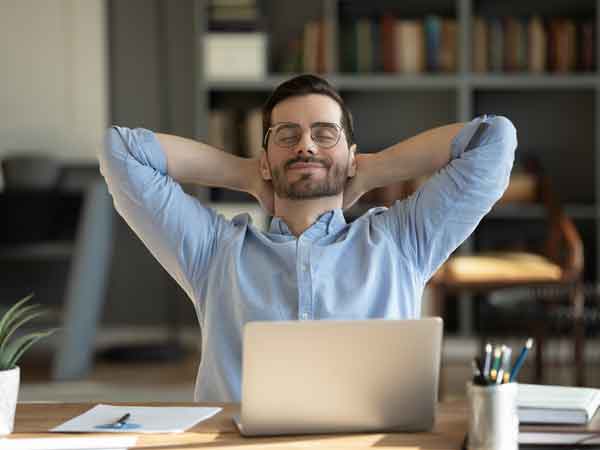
[269,208,347,238]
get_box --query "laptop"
[233,317,443,436]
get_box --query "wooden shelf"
[0,241,74,261]
[468,74,599,89]
[206,73,598,92]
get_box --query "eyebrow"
[272,121,340,128]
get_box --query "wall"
[0,0,108,162]
[104,0,198,326]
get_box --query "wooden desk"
[9,401,468,449]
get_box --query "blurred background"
[1,0,598,401]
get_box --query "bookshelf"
[193,0,600,291]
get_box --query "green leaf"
[0,308,47,354]
[0,329,57,370]
[0,303,44,351]
[0,294,34,336]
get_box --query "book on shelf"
[580,20,595,71]
[303,20,319,74]
[277,18,333,74]
[357,18,372,73]
[208,108,263,159]
[439,19,457,72]
[395,20,425,74]
[503,17,522,72]
[488,18,504,72]
[424,15,442,72]
[518,384,600,425]
[472,16,488,72]
[244,108,263,159]
[381,14,396,72]
[208,0,261,32]
[339,15,456,74]
[208,109,239,155]
[528,15,546,73]
[474,15,595,73]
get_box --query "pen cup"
[466,381,519,450]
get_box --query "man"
[100,74,517,402]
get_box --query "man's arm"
[344,123,464,208]
[155,133,273,212]
[99,127,242,302]
[363,115,517,282]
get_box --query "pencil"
[509,338,533,382]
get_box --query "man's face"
[261,94,355,200]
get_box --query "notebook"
[518,384,600,425]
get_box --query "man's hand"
[246,159,275,215]
[343,153,371,210]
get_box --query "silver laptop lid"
[240,318,443,436]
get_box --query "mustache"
[285,156,331,170]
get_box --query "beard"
[270,156,350,199]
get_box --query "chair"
[425,158,585,386]
[0,154,114,379]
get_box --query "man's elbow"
[98,126,130,179]
[488,115,518,155]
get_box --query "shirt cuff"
[112,126,168,176]
[450,114,495,159]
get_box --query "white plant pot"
[0,366,19,436]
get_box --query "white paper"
[51,404,222,434]
[0,436,137,450]
[519,432,600,445]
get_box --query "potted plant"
[0,294,56,436]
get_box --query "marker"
[472,357,486,385]
[509,338,533,382]
[111,413,131,428]
[496,346,512,384]
[482,343,492,380]
[490,346,502,382]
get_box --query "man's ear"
[259,151,272,181]
[348,144,357,178]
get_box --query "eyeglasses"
[263,122,343,149]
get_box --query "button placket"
[297,236,312,320]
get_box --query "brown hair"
[261,74,355,149]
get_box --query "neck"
[273,195,342,236]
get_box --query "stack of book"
[339,15,457,74]
[472,16,595,73]
[208,0,260,30]
[204,0,267,80]
[518,384,600,446]
[279,18,335,74]
[208,108,263,159]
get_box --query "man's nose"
[295,129,317,155]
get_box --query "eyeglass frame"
[263,121,345,149]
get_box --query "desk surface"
[9,401,468,449]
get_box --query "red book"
[580,21,595,71]
[381,14,396,72]
[317,19,325,73]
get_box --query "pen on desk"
[461,432,468,450]
[482,343,492,380]
[509,338,533,382]
[111,413,131,428]
[496,346,512,385]
[489,346,502,382]
[472,358,486,385]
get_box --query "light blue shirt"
[99,114,517,402]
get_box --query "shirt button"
[302,264,309,272]
[300,312,308,320]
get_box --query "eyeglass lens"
[274,123,340,148]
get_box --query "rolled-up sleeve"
[379,115,517,282]
[99,126,224,302]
